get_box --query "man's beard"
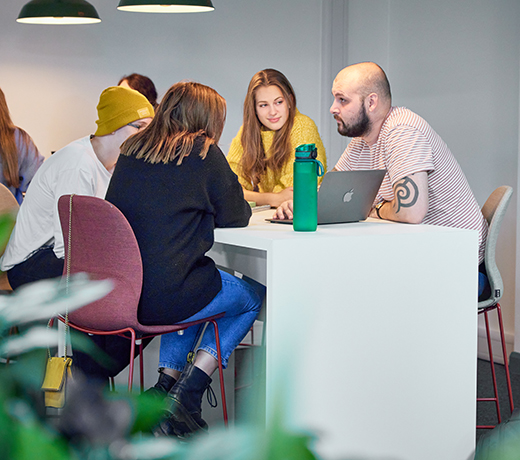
[335,102,371,138]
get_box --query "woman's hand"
[273,200,293,220]
[243,187,293,208]
[269,187,293,207]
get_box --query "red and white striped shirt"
[335,107,488,263]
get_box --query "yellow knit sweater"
[227,111,327,193]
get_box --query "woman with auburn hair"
[227,68,327,207]
[106,81,263,438]
[0,88,44,203]
[118,73,159,109]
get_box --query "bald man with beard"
[275,61,489,297]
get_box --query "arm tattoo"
[394,177,419,213]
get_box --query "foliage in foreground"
[0,274,318,460]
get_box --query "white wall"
[339,0,520,357]
[1,0,325,158]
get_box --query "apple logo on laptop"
[343,189,354,202]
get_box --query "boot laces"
[205,384,218,408]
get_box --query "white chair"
[477,185,514,429]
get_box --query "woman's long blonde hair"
[0,88,31,188]
[121,81,226,165]
[240,69,296,189]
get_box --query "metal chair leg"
[137,339,144,393]
[477,303,514,429]
[211,319,228,425]
[477,310,502,429]
[128,330,136,392]
[496,303,514,412]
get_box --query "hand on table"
[273,200,293,220]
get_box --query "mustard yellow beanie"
[95,86,154,136]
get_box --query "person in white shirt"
[1,86,154,289]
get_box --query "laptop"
[267,169,386,225]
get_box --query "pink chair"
[57,194,228,424]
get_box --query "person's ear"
[366,93,379,113]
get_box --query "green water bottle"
[293,144,324,232]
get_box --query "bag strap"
[46,194,74,361]
[63,194,74,358]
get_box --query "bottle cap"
[295,143,317,160]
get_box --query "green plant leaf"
[129,392,170,434]
[0,274,113,329]
[0,212,16,255]
[7,399,71,460]
[0,326,60,357]
[113,435,184,460]
[11,424,71,460]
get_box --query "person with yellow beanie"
[1,86,154,289]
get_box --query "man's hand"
[374,171,428,224]
[273,200,294,220]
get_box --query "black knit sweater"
[105,141,251,325]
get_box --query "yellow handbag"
[41,356,73,408]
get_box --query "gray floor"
[234,345,265,424]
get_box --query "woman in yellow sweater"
[227,69,327,207]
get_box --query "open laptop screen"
[267,169,386,225]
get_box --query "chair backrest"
[480,186,513,308]
[57,194,143,331]
[0,183,19,217]
[0,183,19,259]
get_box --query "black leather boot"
[161,363,212,437]
[144,371,177,399]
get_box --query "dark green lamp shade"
[117,0,214,13]
[17,0,101,24]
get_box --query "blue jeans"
[159,270,264,371]
[478,272,487,297]
[478,262,490,301]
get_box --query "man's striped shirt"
[335,107,487,263]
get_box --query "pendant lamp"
[117,0,214,13]
[17,0,101,25]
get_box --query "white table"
[209,210,478,460]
